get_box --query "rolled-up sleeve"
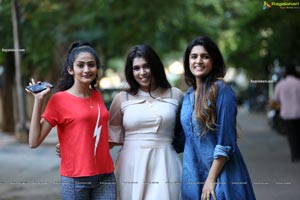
[214,144,232,159]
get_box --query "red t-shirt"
[42,89,114,177]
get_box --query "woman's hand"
[27,78,53,148]
[201,178,217,200]
[25,78,51,98]
[56,143,61,158]
[201,156,227,200]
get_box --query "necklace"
[82,93,93,109]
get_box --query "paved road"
[0,110,299,199]
[237,109,300,200]
[0,130,60,200]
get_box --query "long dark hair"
[183,36,226,134]
[57,41,101,91]
[124,44,171,95]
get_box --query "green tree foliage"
[0,0,238,77]
[222,1,300,78]
[1,0,189,77]
[1,0,299,134]
[1,0,299,80]
[0,0,14,63]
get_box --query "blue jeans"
[61,173,116,200]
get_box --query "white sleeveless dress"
[109,87,183,200]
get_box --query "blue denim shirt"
[180,81,256,200]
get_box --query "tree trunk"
[11,0,28,142]
[1,52,15,134]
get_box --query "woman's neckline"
[64,89,94,99]
[137,87,163,97]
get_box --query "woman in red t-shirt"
[26,41,116,200]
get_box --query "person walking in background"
[109,44,184,200]
[180,36,256,200]
[26,41,116,200]
[274,65,300,162]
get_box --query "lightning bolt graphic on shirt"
[93,104,102,156]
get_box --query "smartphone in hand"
[26,82,54,93]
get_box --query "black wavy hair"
[183,36,226,88]
[57,41,101,91]
[183,36,226,134]
[124,44,171,95]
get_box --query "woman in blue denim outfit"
[180,36,256,200]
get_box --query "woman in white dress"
[109,44,184,200]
